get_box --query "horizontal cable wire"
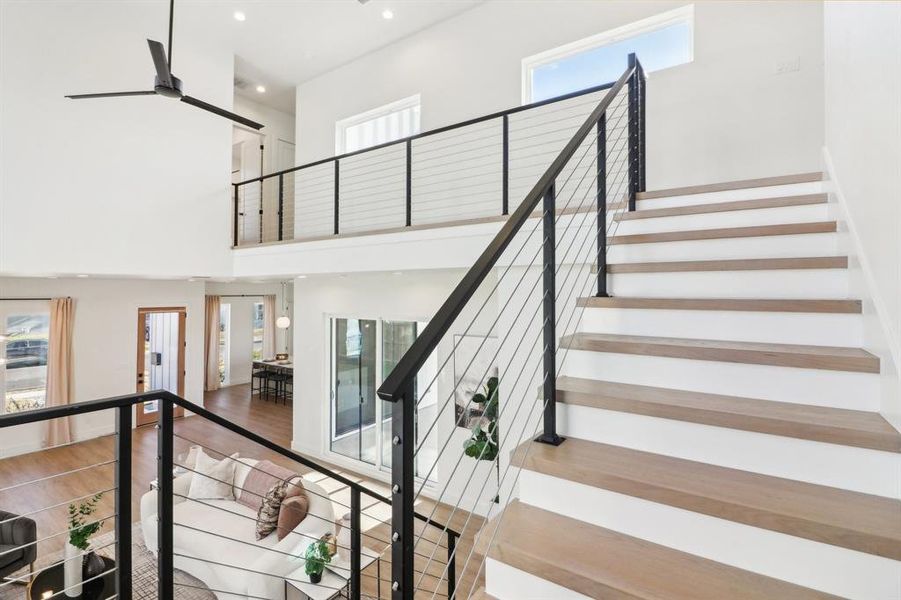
[0,513,114,557]
[0,459,116,493]
[0,487,117,525]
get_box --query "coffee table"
[27,556,115,600]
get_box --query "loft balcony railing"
[231,74,637,248]
[0,390,460,600]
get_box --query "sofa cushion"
[237,460,297,510]
[276,495,309,541]
[0,544,23,570]
[187,451,239,500]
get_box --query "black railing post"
[278,174,284,241]
[232,184,239,247]
[638,59,647,193]
[406,139,413,227]
[447,532,457,599]
[627,53,639,212]
[334,160,340,235]
[350,487,361,600]
[596,114,609,298]
[536,183,564,446]
[502,115,509,215]
[157,400,174,600]
[390,383,415,599]
[115,405,132,600]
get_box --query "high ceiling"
[176,0,483,114]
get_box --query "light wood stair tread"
[619,193,827,220]
[561,332,880,373]
[486,500,839,599]
[577,296,862,313]
[556,376,901,452]
[603,256,848,274]
[609,221,836,245]
[513,438,901,560]
[637,172,824,200]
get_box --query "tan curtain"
[204,295,221,392]
[44,297,74,447]
[263,294,277,359]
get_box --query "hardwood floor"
[0,385,485,599]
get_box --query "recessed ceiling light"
[296,275,307,279]
[233,11,246,22]
[381,9,394,20]
[256,85,266,93]
[392,271,403,276]
[76,274,89,278]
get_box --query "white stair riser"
[485,559,590,600]
[637,181,826,209]
[579,307,862,346]
[607,232,841,262]
[517,473,900,600]
[607,269,849,299]
[560,350,881,411]
[617,203,830,235]
[557,404,899,497]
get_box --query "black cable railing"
[0,389,461,600]
[231,78,630,247]
[375,55,645,599]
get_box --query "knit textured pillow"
[255,480,289,540]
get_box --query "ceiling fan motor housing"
[155,75,183,98]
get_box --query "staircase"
[480,173,901,599]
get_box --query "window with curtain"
[252,302,264,360]
[0,306,50,414]
[523,5,694,103]
[219,304,230,385]
[336,95,421,154]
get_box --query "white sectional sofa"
[140,458,336,600]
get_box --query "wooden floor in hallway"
[0,384,486,599]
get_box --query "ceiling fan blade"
[147,39,173,87]
[181,95,264,130]
[65,90,157,99]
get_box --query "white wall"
[0,276,205,457]
[823,1,901,426]
[234,96,296,175]
[0,1,234,279]
[205,281,294,386]
[295,0,824,189]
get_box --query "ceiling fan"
[65,0,263,130]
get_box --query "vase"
[64,543,82,597]
[83,549,105,579]
[309,571,322,584]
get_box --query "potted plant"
[303,538,332,584]
[463,375,499,461]
[66,493,104,596]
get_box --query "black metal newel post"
[627,53,639,212]
[157,400,174,600]
[350,487,361,600]
[232,184,240,247]
[390,383,415,599]
[277,174,285,242]
[334,160,340,235]
[638,59,647,193]
[406,139,413,227]
[596,114,609,298]
[446,532,457,599]
[536,183,564,446]
[502,115,509,216]
[115,406,133,600]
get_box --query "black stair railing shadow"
[0,389,461,600]
[374,55,645,599]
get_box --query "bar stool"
[265,371,288,403]
[251,367,268,397]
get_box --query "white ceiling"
[176,1,483,114]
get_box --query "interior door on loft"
[233,127,264,244]
[135,307,186,427]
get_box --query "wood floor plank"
[603,256,848,274]
[515,439,901,560]
[620,193,827,220]
[556,376,901,452]
[637,172,824,200]
[561,332,880,373]
[577,296,863,314]
[487,500,839,599]
[609,221,837,245]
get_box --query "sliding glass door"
[330,317,432,476]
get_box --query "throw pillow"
[276,494,310,541]
[187,451,239,500]
[238,460,297,509]
[256,480,289,540]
